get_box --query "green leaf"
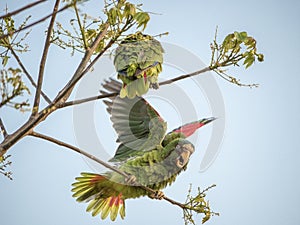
[234,31,248,42]
[108,8,118,25]
[124,2,136,18]
[4,16,15,35]
[2,56,9,66]
[134,12,150,30]
[243,54,255,69]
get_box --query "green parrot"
[113,32,164,99]
[72,79,215,221]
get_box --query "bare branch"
[32,0,61,115]
[159,66,211,86]
[0,24,110,157]
[29,131,128,177]
[61,66,212,108]
[0,118,8,138]
[9,47,52,104]
[73,3,88,50]
[61,92,117,108]
[28,131,196,211]
[53,23,110,104]
[0,0,47,20]
[64,21,135,97]
[0,2,74,41]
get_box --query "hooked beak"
[175,144,195,168]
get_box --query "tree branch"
[28,131,191,210]
[0,2,74,41]
[61,66,212,108]
[0,0,47,20]
[0,118,8,138]
[73,3,88,50]
[9,47,52,104]
[159,66,211,86]
[62,20,134,100]
[0,24,110,157]
[53,23,110,104]
[32,0,61,116]
[29,131,128,177]
[0,18,135,156]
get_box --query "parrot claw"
[149,191,165,200]
[149,82,159,89]
[125,174,137,185]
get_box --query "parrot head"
[173,140,195,168]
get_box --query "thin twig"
[0,2,74,41]
[32,0,60,116]
[53,23,110,104]
[0,23,109,157]
[61,20,134,101]
[61,92,117,108]
[0,0,47,20]
[159,66,211,86]
[29,131,128,177]
[74,3,88,50]
[61,66,212,108]
[28,131,188,210]
[0,118,8,138]
[9,47,52,104]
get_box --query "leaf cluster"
[0,15,30,66]
[51,0,151,55]
[210,30,264,87]
[106,0,150,31]
[183,184,219,224]
[0,68,30,111]
[0,154,12,180]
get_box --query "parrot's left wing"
[101,79,167,162]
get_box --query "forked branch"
[9,37,51,104]
[0,118,8,138]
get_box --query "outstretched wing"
[101,79,167,162]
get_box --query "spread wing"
[101,79,167,162]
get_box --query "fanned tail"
[71,172,125,221]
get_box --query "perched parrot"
[113,32,164,99]
[72,79,215,221]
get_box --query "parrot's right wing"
[101,79,167,162]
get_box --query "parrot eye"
[183,144,195,154]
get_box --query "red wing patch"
[109,194,124,207]
[90,174,105,183]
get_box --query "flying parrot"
[72,79,215,221]
[113,32,164,99]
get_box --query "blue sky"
[1,0,300,225]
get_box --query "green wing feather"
[101,79,167,162]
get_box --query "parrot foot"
[149,190,165,200]
[150,82,159,89]
[125,174,137,185]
